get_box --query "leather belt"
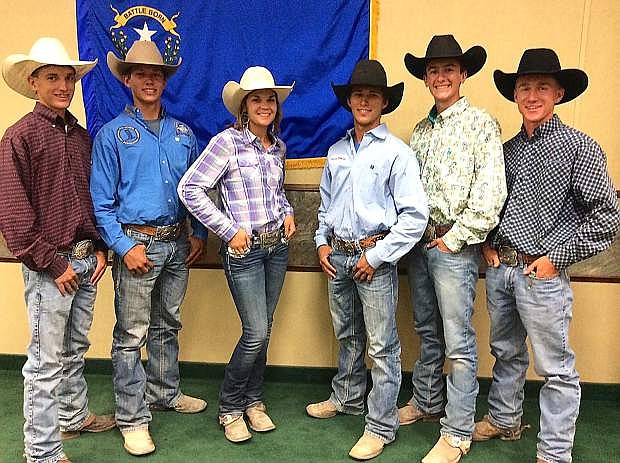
[57,239,94,259]
[331,231,389,256]
[422,222,453,243]
[497,245,541,267]
[125,223,182,241]
[252,227,286,248]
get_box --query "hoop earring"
[241,111,249,129]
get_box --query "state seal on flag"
[108,4,181,65]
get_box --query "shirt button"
[168,199,172,203]
[175,136,180,141]
[162,160,166,164]
[165,180,169,184]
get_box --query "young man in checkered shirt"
[475,48,620,463]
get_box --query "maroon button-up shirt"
[0,102,104,279]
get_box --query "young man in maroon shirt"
[0,37,115,463]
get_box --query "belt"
[125,223,183,241]
[497,245,541,267]
[252,227,286,248]
[330,231,389,256]
[57,239,94,260]
[227,227,286,258]
[422,222,453,242]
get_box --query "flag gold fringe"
[370,0,379,59]
[285,157,326,170]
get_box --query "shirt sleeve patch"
[116,126,140,145]
[175,123,191,136]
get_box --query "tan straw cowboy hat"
[2,37,97,99]
[222,66,294,116]
[107,39,181,82]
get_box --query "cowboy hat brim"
[493,68,588,104]
[106,51,181,83]
[2,54,97,99]
[404,45,487,80]
[331,82,404,114]
[222,81,294,117]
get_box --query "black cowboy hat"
[494,48,588,104]
[404,34,487,80]
[332,59,404,114]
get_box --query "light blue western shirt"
[315,124,429,268]
[90,105,208,257]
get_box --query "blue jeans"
[22,254,98,463]
[406,243,480,441]
[485,264,580,463]
[327,251,401,443]
[219,242,288,415]
[111,229,189,430]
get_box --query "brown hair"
[233,90,282,135]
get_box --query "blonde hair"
[233,90,282,135]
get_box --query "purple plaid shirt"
[178,127,293,242]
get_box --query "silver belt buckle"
[72,240,94,259]
[258,229,281,248]
[498,246,518,266]
[155,224,178,241]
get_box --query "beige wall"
[1,1,619,384]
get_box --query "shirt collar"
[124,104,166,121]
[428,96,469,125]
[242,127,281,151]
[519,113,562,141]
[346,123,388,142]
[33,101,77,129]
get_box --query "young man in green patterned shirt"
[399,35,507,463]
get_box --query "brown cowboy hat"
[107,39,180,82]
[2,37,97,99]
[404,34,486,80]
[494,48,588,104]
[332,59,404,114]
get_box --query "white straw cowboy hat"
[107,40,181,82]
[2,37,97,99]
[222,66,294,116]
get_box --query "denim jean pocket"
[126,229,155,251]
[529,272,560,282]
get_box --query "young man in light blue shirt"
[307,59,428,460]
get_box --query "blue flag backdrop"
[76,0,369,158]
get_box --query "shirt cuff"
[221,223,240,243]
[48,255,69,280]
[315,235,329,249]
[547,249,570,271]
[114,236,139,258]
[364,248,383,269]
[441,231,464,253]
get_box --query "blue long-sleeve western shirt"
[90,105,207,256]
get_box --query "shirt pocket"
[538,159,573,230]
[358,158,393,206]
[264,153,284,190]
[235,156,261,182]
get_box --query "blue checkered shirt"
[492,115,620,270]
